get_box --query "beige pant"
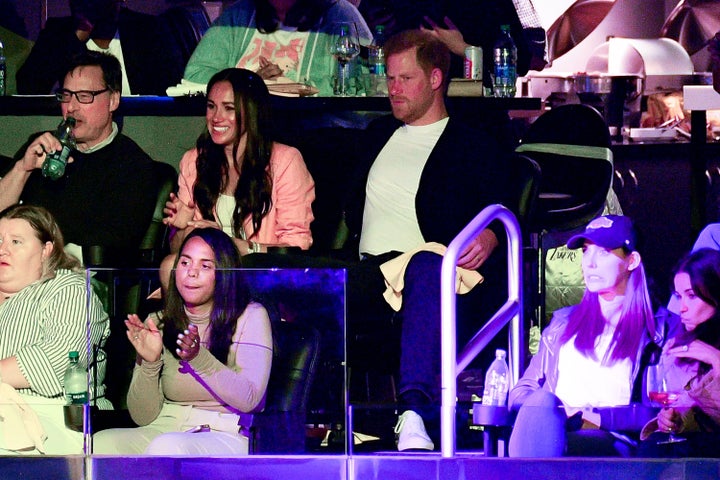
[92,403,248,455]
[1,395,85,455]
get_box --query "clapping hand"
[126,314,162,363]
[163,192,195,230]
[176,323,201,362]
[186,219,221,230]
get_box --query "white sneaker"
[394,410,434,451]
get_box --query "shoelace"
[393,414,406,435]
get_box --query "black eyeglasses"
[55,88,110,104]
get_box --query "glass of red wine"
[646,360,686,444]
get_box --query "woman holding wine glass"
[639,248,720,458]
[508,215,659,457]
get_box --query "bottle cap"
[495,349,507,358]
[68,351,79,359]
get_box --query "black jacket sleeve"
[415,118,511,248]
[16,17,87,94]
[118,9,184,95]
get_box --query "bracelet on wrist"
[249,240,262,254]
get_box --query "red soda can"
[464,46,483,80]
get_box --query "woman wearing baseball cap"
[507,215,659,457]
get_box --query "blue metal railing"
[440,204,524,457]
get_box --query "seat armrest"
[238,412,255,437]
[472,404,515,427]
[593,404,659,432]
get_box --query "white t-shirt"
[215,193,237,237]
[359,118,449,256]
[555,296,633,408]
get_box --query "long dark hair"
[561,247,656,365]
[671,248,720,374]
[254,0,335,33]
[193,68,274,240]
[162,228,250,362]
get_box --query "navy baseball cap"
[566,215,637,251]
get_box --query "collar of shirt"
[82,122,119,154]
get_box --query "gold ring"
[133,336,139,340]
[682,345,689,352]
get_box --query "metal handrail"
[440,204,524,457]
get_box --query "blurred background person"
[93,228,272,455]
[183,0,371,96]
[710,31,720,94]
[0,0,28,37]
[0,204,109,454]
[354,0,546,80]
[16,0,183,95]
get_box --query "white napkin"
[166,77,318,97]
[379,242,484,311]
[165,79,207,97]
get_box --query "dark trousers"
[243,249,508,407]
[394,251,507,407]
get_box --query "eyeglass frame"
[55,87,111,104]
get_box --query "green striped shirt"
[0,269,110,406]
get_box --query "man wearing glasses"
[0,51,161,265]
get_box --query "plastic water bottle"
[367,25,387,96]
[64,351,88,405]
[0,38,6,96]
[492,25,517,98]
[41,117,76,180]
[481,349,509,406]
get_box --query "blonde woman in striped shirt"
[0,204,109,454]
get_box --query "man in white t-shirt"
[343,29,511,451]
